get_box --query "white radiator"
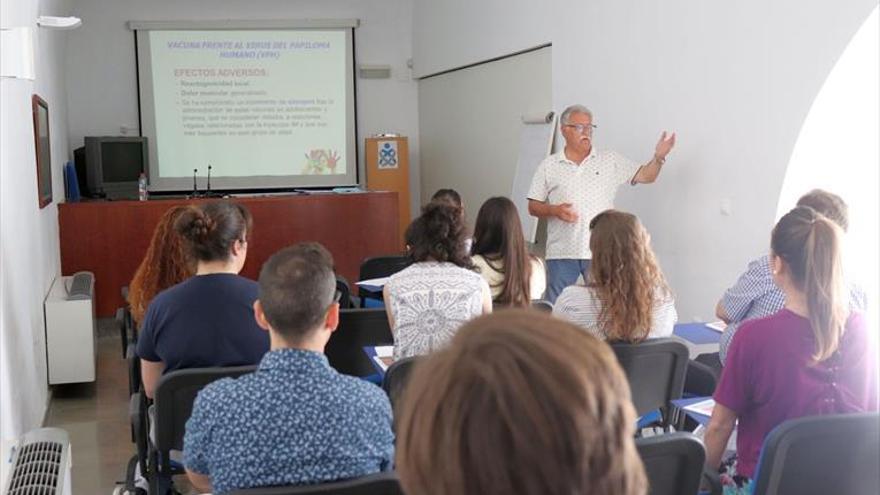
[2,428,71,495]
[44,272,97,385]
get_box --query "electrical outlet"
[720,198,732,216]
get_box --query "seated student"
[553,209,676,341]
[430,188,472,251]
[716,189,867,363]
[704,206,878,493]
[383,202,492,360]
[128,205,194,326]
[183,243,394,495]
[430,188,462,209]
[137,200,269,398]
[471,197,546,306]
[395,310,647,495]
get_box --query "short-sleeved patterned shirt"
[385,262,488,360]
[183,349,394,495]
[527,148,640,260]
[719,255,868,363]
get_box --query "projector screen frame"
[131,19,361,194]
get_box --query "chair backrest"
[610,338,688,424]
[683,359,718,397]
[357,255,411,305]
[636,432,706,495]
[126,343,141,397]
[325,309,393,377]
[336,275,354,309]
[358,255,411,281]
[752,412,880,495]
[381,357,419,411]
[153,365,257,452]
[227,472,403,495]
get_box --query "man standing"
[528,105,676,302]
[183,243,394,494]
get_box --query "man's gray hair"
[560,105,593,125]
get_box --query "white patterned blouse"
[385,261,489,360]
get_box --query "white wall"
[1,0,73,441]
[413,0,879,321]
[64,0,421,214]
[419,47,552,230]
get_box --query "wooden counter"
[58,192,400,316]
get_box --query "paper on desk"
[356,277,390,289]
[683,398,716,417]
[372,345,395,371]
[705,321,726,332]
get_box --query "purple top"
[714,309,878,478]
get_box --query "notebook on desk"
[363,345,394,374]
[672,396,715,426]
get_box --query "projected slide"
[137,27,357,190]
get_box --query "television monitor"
[83,136,148,199]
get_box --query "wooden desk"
[59,192,400,317]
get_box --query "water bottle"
[137,173,148,201]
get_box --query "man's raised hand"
[654,131,676,160]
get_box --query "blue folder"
[673,323,722,345]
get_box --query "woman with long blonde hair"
[704,205,878,493]
[553,209,676,342]
[128,205,194,325]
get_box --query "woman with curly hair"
[136,200,269,398]
[384,201,492,359]
[128,206,195,325]
[553,209,676,342]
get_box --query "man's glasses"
[326,289,342,310]
[564,123,597,135]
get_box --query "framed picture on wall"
[32,95,52,209]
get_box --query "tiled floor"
[43,320,194,494]
[44,330,133,494]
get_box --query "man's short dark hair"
[796,189,848,232]
[258,243,336,341]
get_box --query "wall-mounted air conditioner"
[2,427,72,495]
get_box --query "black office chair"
[611,338,689,430]
[116,307,128,358]
[126,343,142,444]
[381,357,419,412]
[336,276,355,309]
[357,255,411,307]
[636,432,712,495]
[227,472,403,495]
[128,365,257,495]
[751,412,880,495]
[677,359,720,431]
[325,309,393,377]
[683,359,719,397]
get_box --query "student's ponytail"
[771,206,847,363]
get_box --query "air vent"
[358,64,392,79]
[4,428,70,495]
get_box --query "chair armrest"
[701,468,722,495]
[129,391,149,475]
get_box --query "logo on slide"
[378,141,398,169]
[302,149,341,175]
